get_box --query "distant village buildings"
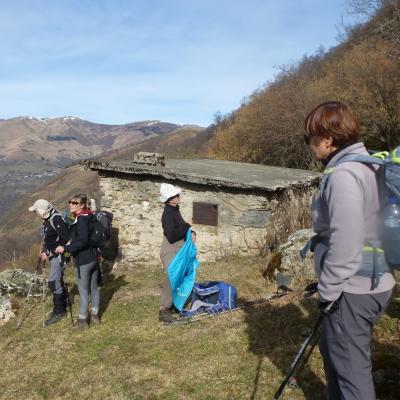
[47,135,78,141]
[82,153,320,266]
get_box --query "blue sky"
[0,0,355,126]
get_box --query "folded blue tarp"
[167,229,200,311]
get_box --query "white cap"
[159,183,181,203]
[28,199,53,212]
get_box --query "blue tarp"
[167,229,200,311]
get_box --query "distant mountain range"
[0,116,204,217]
[0,116,199,166]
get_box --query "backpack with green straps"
[320,146,400,271]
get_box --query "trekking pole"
[63,253,74,325]
[273,314,322,399]
[64,278,74,325]
[42,260,47,328]
[285,330,321,390]
[16,257,43,330]
[273,301,336,400]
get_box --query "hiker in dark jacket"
[29,199,70,326]
[304,101,395,400]
[55,194,100,330]
[159,183,196,323]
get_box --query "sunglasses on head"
[68,200,79,205]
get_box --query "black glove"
[318,299,340,315]
[304,282,318,294]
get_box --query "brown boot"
[159,308,175,324]
[74,318,89,330]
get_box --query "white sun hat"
[159,183,181,203]
[28,199,54,219]
[29,199,52,213]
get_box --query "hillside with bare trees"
[208,1,400,169]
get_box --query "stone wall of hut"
[98,172,317,267]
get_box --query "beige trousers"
[159,236,185,309]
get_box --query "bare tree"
[348,0,400,44]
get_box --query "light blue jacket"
[167,229,200,310]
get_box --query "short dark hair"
[70,193,88,208]
[304,101,361,147]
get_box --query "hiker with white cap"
[29,199,70,326]
[159,183,196,323]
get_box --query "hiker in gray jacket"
[304,101,395,400]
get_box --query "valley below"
[0,163,62,216]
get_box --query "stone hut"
[82,153,320,266]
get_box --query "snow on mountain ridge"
[15,116,82,122]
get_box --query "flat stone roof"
[81,158,320,192]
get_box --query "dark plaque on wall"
[193,202,218,226]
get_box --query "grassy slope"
[1,257,398,400]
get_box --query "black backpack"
[42,212,70,241]
[88,210,113,248]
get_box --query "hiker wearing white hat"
[29,199,70,326]
[159,183,181,203]
[158,183,196,323]
[29,199,54,219]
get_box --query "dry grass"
[0,257,399,400]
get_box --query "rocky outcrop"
[276,228,317,287]
[0,269,46,296]
[0,295,14,324]
[0,269,47,325]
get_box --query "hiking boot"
[53,293,67,314]
[159,308,175,324]
[45,312,65,326]
[90,313,101,325]
[74,318,89,330]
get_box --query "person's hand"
[40,252,48,261]
[191,231,197,243]
[304,282,318,294]
[55,246,65,254]
[318,299,340,315]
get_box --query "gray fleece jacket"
[312,142,396,302]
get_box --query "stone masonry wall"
[98,173,316,267]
